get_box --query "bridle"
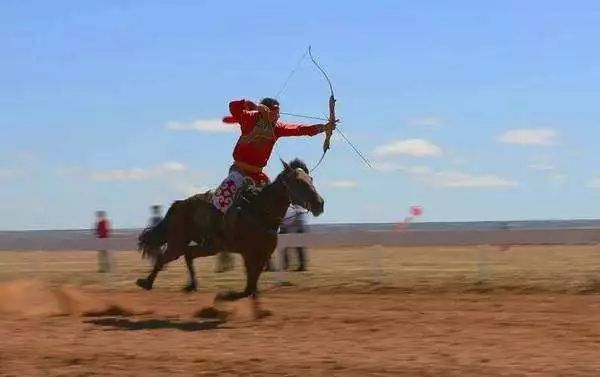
[236,170,313,235]
[279,171,313,221]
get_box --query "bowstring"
[335,128,373,169]
[276,49,310,100]
[272,47,311,164]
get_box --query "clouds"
[371,125,565,190]
[176,184,211,197]
[373,162,429,174]
[0,152,38,182]
[328,180,358,189]
[548,173,567,185]
[408,116,443,127]
[527,163,555,171]
[165,119,236,133]
[373,162,517,188]
[0,168,14,181]
[425,171,518,188]
[586,178,600,188]
[372,132,516,189]
[374,139,443,157]
[498,128,557,146]
[89,162,187,182]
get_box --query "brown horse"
[135,159,324,303]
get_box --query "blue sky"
[2,1,600,230]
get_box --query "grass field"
[2,245,600,293]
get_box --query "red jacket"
[96,219,110,239]
[224,99,322,170]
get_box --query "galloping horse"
[135,159,324,303]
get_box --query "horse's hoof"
[136,278,153,291]
[182,283,197,293]
[214,290,240,301]
[214,291,229,301]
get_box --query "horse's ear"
[281,159,291,171]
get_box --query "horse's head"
[279,159,324,216]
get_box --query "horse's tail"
[137,201,181,260]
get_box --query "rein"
[235,173,310,236]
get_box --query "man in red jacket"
[94,211,113,272]
[214,97,334,213]
[95,211,110,239]
[207,97,334,272]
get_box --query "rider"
[214,97,335,214]
[208,97,335,271]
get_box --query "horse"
[135,159,324,304]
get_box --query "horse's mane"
[287,158,309,174]
[240,158,308,210]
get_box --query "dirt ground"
[1,246,600,376]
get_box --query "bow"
[276,46,372,171]
[308,46,335,172]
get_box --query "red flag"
[409,205,423,217]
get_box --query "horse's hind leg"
[136,244,184,290]
[182,251,197,292]
[136,255,163,291]
[137,202,189,290]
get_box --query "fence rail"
[2,227,600,251]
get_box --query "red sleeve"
[228,99,258,134]
[274,122,323,138]
[228,99,247,120]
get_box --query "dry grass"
[2,245,600,294]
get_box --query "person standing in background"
[265,203,308,272]
[149,205,162,227]
[284,204,308,271]
[94,211,113,273]
[265,160,311,272]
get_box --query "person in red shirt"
[95,211,110,239]
[94,211,112,272]
[213,97,335,213]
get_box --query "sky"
[2,1,600,230]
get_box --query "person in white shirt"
[149,205,162,227]
[265,159,310,272]
[281,204,307,271]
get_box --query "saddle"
[190,178,263,243]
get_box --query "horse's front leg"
[243,251,272,319]
[243,252,265,297]
[215,249,265,302]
